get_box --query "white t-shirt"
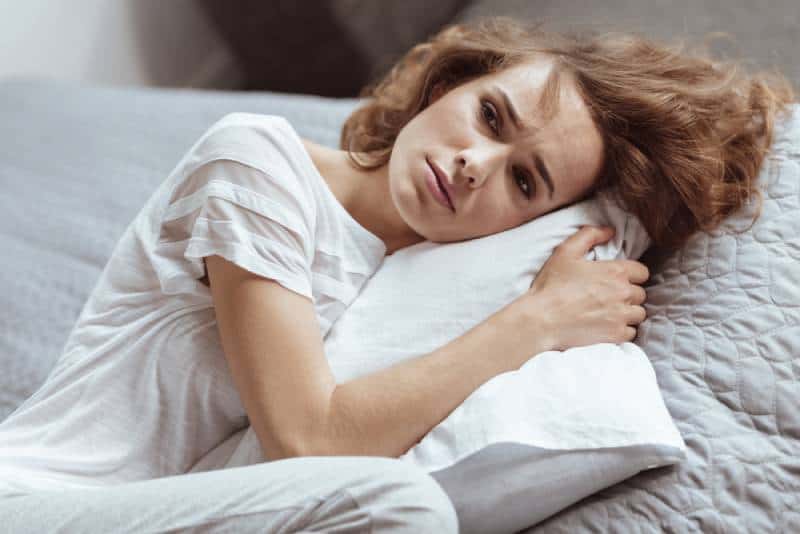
[0,113,387,497]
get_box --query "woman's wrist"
[493,292,558,368]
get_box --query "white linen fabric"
[189,176,686,532]
[0,112,387,497]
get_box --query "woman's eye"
[480,101,500,133]
[480,100,533,200]
[514,169,533,199]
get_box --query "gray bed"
[1,78,798,533]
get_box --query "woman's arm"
[205,226,648,460]
[204,252,547,460]
[204,254,335,461]
[325,227,649,458]
[323,296,550,458]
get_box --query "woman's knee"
[350,457,459,533]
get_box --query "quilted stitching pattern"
[528,107,800,533]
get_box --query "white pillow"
[191,192,686,533]
[325,190,651,383]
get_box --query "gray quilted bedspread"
[0,79,798,532]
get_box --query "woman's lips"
[425,159,454,212]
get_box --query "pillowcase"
[324,190,651,383]
[190,191,686,533]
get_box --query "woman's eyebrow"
[495,86,525,133]
[533,153,555,200]
[495,85,556,199]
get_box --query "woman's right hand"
[515,225,650,352]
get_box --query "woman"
[0,16,793,533]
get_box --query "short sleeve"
[154,157,316,300]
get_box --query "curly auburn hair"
[340,17,795,251]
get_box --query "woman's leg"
[0,456,458,533]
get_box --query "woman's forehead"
[488,59,567,126]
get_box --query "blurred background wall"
[0,0,242,88]
[0,0,796,95]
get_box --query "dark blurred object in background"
[454,0,799,91]
[199,0,469,97]
[200,0,798,98]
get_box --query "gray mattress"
[1,79,798,533]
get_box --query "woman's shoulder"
[184,113,311,182]
[199,112,298,154]
[206,111,292,133]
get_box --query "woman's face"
[388,56,605,242]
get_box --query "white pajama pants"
[0,456,459,533]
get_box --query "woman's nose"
[455,144,507,188]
